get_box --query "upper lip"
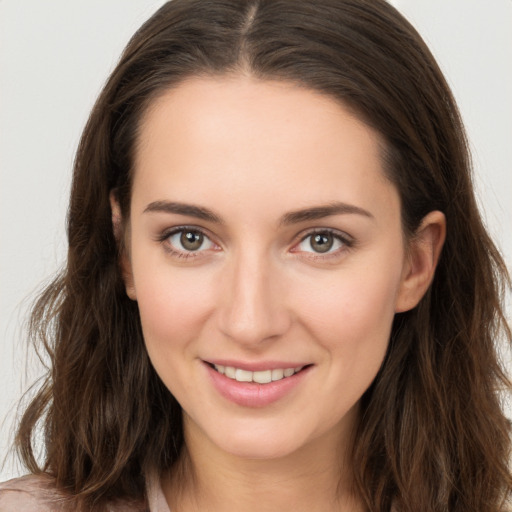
[204,359,311,372]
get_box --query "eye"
[295,230,350,254]
[166,228,216,254]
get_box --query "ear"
[109,191,137,301]
[395,210,446,313]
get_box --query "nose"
[217,250,292,347]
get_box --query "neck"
[162,415,364,512]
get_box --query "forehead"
[132,75,398,221]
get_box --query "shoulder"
[0,474,148,512]
[0,474,68,511]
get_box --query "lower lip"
[205,363,311,408]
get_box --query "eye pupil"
[181,230,203,251]
[311,233,333,253]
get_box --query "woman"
[1,0,510,510]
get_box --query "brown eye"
[296,231,348,255]
[166,228,215,254]
[310,233,334,253]
[180,230,204,251]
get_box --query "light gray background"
[1,0,511,481]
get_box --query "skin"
[112,75,445,512]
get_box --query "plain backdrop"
[1,0,511,481]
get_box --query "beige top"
[0,471,171,512]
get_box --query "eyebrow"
[279,202,374,226]
[143,201,223,224]
[143,200,373,225]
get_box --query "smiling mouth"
[209,363,309,384]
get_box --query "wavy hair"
[16,0,511,510]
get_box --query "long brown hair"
[16,0,511,510]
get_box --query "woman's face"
[121,76,424,460]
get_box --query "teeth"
[235,369,252,382]
[271,368,284,381]
[213,364,303,383]
[253,370,272,384]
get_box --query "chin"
[216,434,303,460]
[202,416,320,461]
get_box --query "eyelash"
[292,228,354,260]
[157,226,217,259]
[157,226,354,260]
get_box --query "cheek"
[132,260,217,359]
[302,262,399,319]
[294,268,401,422]
[295,258,402,365]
